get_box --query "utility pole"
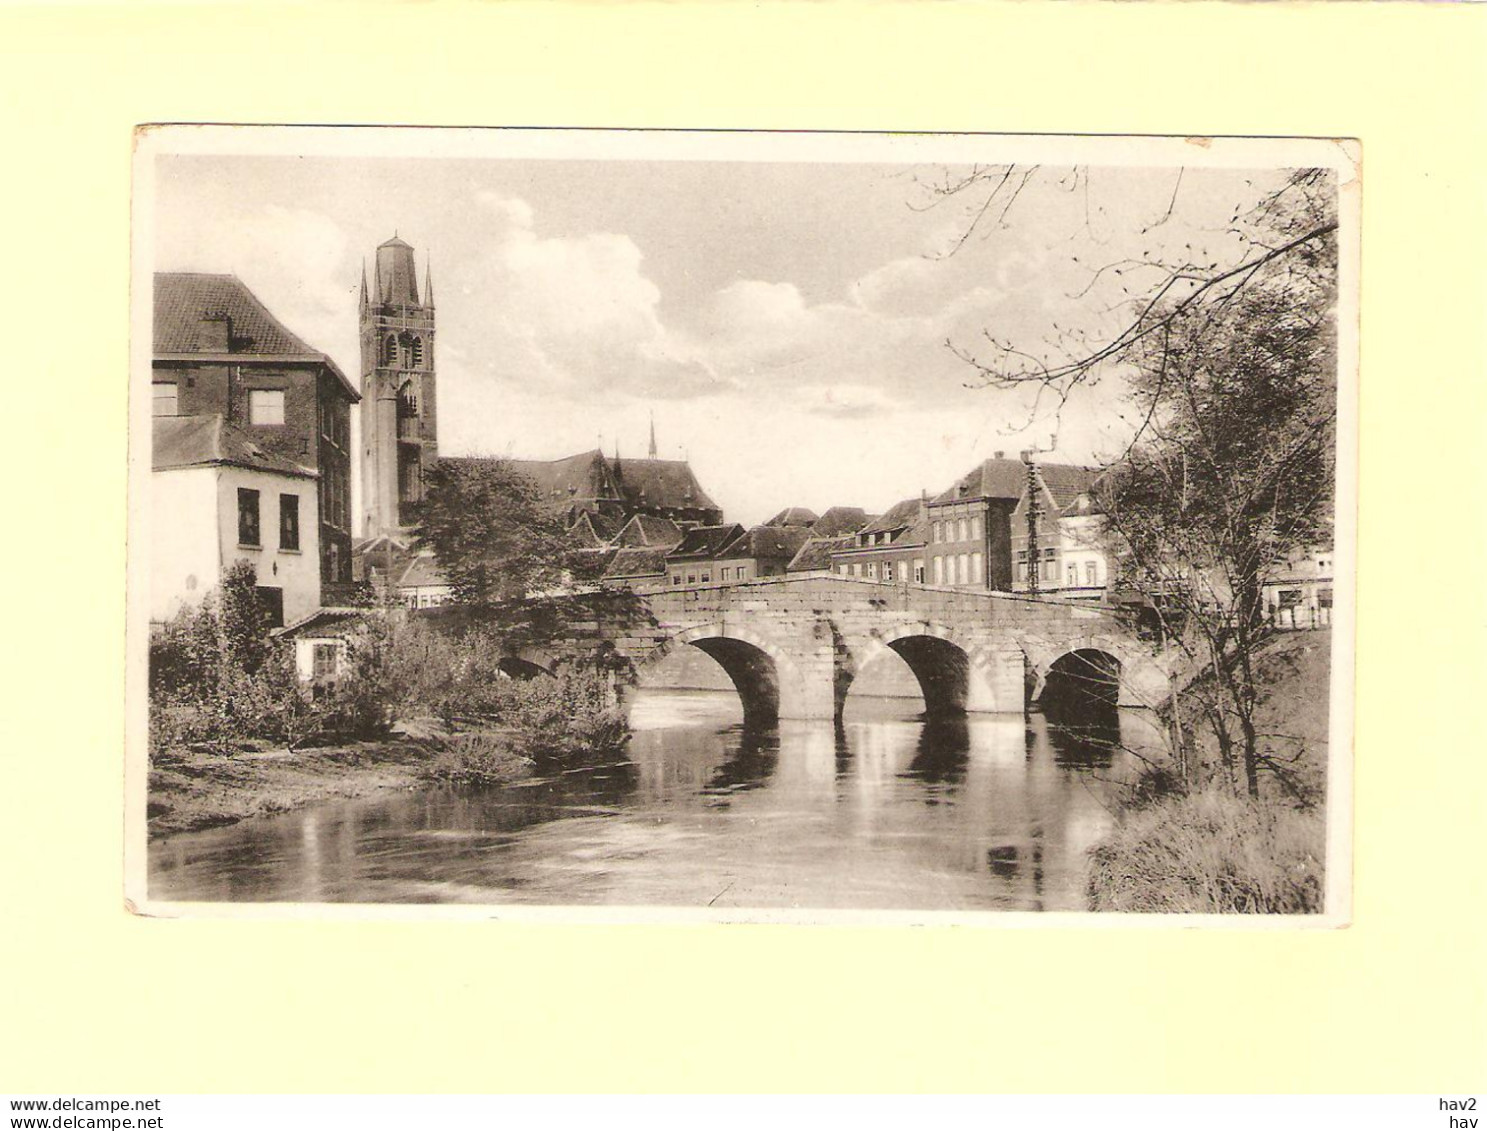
[1022,450,1041,596]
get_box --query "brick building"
[153,273,359,590]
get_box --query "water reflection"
[149,692,1163,911]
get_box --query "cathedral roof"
[152,414,317,479]
[611,457,719,513]
[154,273,359,401]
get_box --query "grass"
[1087,788,1324,913]
[1086,627,1333,913]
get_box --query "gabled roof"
[397,552,449,590]
[1036,463,1103,512]
[933,457,1028,504]
[506,450,623,512]
[788,534,854,572]
[666,523,746,561]
[272,607,368,640]
[566,512,609,549]
[724,525,812,562]
[612,457,719,513]
[602,547,669,580]
[811,506,870,537]
[613,513,684,549]
[765,506,820,528]
[153,414,317,479]
[154,273,358,402]
[859,497,923,536]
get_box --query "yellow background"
[2,1,1484,1093]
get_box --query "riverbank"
[147,732,529,839]
[1086,628,1332,913]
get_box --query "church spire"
[648,411,658,459]
[424,261,434,308]
[359,260,368,308]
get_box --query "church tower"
[359,235,437,540]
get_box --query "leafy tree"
[410,458,570,606]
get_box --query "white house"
[152,414,322,627]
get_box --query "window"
[932,521,942,543]
[838,564,849,577]
[1066,563,1078,586]
[1085,561,1098,586]
[254,586,284,629]
[672,574,682,586]
[958,554,970,585]
[237,488,260,547]
[408,336,424,369]
[312,643,338,679]
[279,494,300,551]
[970,552,982,585]
[867,562,878,580]
[720,567,731,581]
[701,572,710,583]
[883,563,895,582]
[1016,563,1027,583]
[687,573,697,585]
[913,560,924,584]
[933,556,944,585]
[971,516,982,540]
[327,543,341,582]
[382,335,397,366]
[852,563,862,577]
[152,382,178,417]
[737,565,749,580]
[249,389,285,426]
[958,518,969,542]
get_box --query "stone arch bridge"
[520,576,1171,725]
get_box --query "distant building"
[1263,546,1335,629]
[810,506,872,538]
[664,524,746,587]
[829,497,929,584]
[765,506,820,528]
[1008,460,1108,601]
[600,547,670,588]
[924,456,1024,590]
[151,414,321,627]
[153,272,359,590]
[352,234,724,603]
[787,534,855,574]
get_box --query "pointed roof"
[153,273,359,401]
[933,457,1028,505]
[1035,463,1103,512]
[153,414,317,478]
[602,546,670,581]
[423,262,434,307]
[858,497,923,537]
[502,449,624,513]
[788,534,854,573]
[764,506,820,528]
[613,513,684,549]
[724,525,812,562]
[811,506,870,537]
[374,234,420,305]
[610,456,719,513]
[666,523,747,562]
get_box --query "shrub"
[425,730,529,785]
[489,668,630,763]
[1087,788,1324,914]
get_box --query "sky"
[153,149,1290,529]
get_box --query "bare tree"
[930,166,1339,799]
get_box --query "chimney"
[198,310,232,352]
[994,450,1005,460]
[1019,449,1035,464]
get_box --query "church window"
[398,382,419,417]
[381,335,397,366]
[237,488,260,547]
[327,543,341,581]
[249,389,285,426]
[410,336,425,368]
[152,382,178,417]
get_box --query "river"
[148,691,1163,912]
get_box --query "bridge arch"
[496,646,558,680]
[846,622,1001,718]
[1019,632,1167,710]
[631,622,806,727]
[1041,648,1121,715]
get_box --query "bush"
[489,668,630,763]
[425,730,529,785]
[1087,789,1324,914]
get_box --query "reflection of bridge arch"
[847,622,1002,718]
[632,622,806,726]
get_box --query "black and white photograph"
[129,128,1355,920]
